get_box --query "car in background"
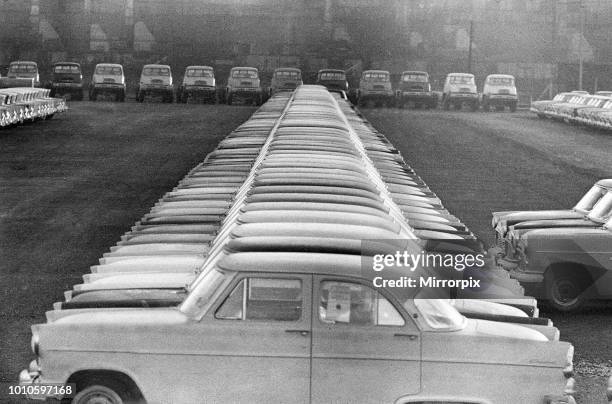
[137,64,174,103]
[225,67,262,105]
[270,68,303,95]
[356,70,394,107]
[49,62,83,100]
[512,215,612,311]
[442,72,479,111]
[7,61,40,87]
[178,65,217,104]
[89,63,126,102]
[530,92,573,118]
[594,91,612,97]
[396,70,437,109]
[493,179,612,265]
[481,74,518,112]
[316,69,349,94]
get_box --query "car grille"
[151,79,163,84]
[195,80,208,86]
[459,87,471,93]
[103,78,116,83]
[373,85,385,90]
[410,85,424,91]
[498,89,510,94]
[241,81,252,86]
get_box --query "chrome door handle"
[394,333,418,341]
[285,329,310,336]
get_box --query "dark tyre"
[90,91,97,102]
[545,269,588,312]
[471,102,479,112]
[73,384,124,404]
[137,91,144,103]
[118,91,125,103]
[227,93,233,105]
[510,103,517,112]
[443,98,450,110]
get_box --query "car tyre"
[227,92,233,105]
[72,384,125,404]
[443,98,450,110]
[510,102,517,112]
[545,269,587,312]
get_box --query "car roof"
[363,70,390,74]
[231,66,258,71]
[96,63,123,68]
[143,64,171,69]
[448,72,474,77]
[318,69,345,74]
[596,179,612,188]
[486,74,514,79]
[186,65,213,70]
[402,71,428,75]
[274,67,301,72]
[53,62,80,67]
[10,61,37,65]
[217,251,362,276]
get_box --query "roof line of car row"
[19,85,580,404]
[0,86,66,127]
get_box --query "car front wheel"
[545,270,586,312]
[72,385,124,404]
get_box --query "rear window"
[320,72,346,81]
[275,70,301,79]
[402,73,428,82]
[363,72,389,82]
[143,67,170,76]
[9,64,37,73]
[487,76,514,86]
[232,69,258,79]
[449,75,474,85]
[54,65,80,74]
[186,68,213,77]
[95,66,122,75]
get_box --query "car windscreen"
[588,192,612,222]
[363,72,389,82]
[54,65,80,74]
[95,66,122,75]
[186,68,213,77]
[320,72,346,81]
[402,73,428,82]
[9,64,37,73]
[575,185,607,212]
[143,67,170,76]
[232,70,258,79]
[449,75,474,85]
[275,71,301,79]
[180,268,232,318]
[487,77,514,86]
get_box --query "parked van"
[442,73,478,111]
[89,63,126,102]
[137,64,174,103]
[7,61,40,87]
[482,74,518,112]
[178,65,216,104]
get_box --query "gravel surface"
[362,108,612,404]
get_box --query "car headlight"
[564,345,574,378]
[31,333,39,356]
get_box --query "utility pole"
[467,20,474,73]
[578,0,584,91]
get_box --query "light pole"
[578,0,584,91]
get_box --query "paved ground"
[0,103,610,403]
[362,107,612,404]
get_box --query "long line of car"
[531,90,612,130]
[0,86,66,128]
[5,60,520,110]
[17,85,584,404]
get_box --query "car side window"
[216,278,302,321]
[319,281,404,326]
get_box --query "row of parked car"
[0,86,66,128]
[492,179,612,312]
[531,90,612,129]
[4,60,519,111]
[18,85,580,404]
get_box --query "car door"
[202,273,312,403]
[311,276,421,403]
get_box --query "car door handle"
[394,333,418,341]
[285,329,310,336]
